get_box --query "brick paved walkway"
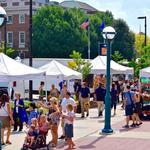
[58,120,150,150]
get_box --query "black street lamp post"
[137,16,147,47]
[29,0,33,101]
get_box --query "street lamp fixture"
[137,16,147,47]
[101,26,116,134]
[0,6,7,54]
[0,6,6,26]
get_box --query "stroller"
[21,130,51,150]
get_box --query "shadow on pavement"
[78,135,107,149]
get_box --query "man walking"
[123,85,135,128]
[94,83,106,117]
[80,82,90,118]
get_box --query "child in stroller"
[22,115,50,150]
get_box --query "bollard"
[0,121,2,150]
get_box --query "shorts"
[134,102,142,113]
[0,116,11,128]
[65,124,73,138]
[125,105,133,116]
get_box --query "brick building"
[0,0,53,57]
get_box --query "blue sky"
[56,0,150,35]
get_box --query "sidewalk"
[3,106,150,150]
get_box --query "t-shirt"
[61,97,76,112]
[111,88,118,102]
[80,87,90,98]
[124,91,134,106]
[95,87,106,101]
[16,100,19,113]
[64,111,75,125]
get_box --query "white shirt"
[123,83,128,92]
[16,100,19,113]
[61,97,76,112]
[0,103,9,116]
[64,111,75,125]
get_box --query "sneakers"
[58,135,65,139]
[122,125,129,128]
[86,112,89,117]
[130,123,136,128]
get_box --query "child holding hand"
[63,104,75,150]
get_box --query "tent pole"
[45,77,48,103]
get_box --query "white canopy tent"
[91,55,133,75]
[0,53,45,82]
[39,60,82,101]
[39,60,82,79]
[140,66,150,78]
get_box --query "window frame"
[19,31,25,48]
[7,32,13,47]
[19,14,25,24]
[7,15,13,24]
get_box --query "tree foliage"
[128,45,150,77]
[0,41,15,58]
[33,6,87,58]
[33,6,135,60]
[68,50,91,80]
[112,19,135,60]
[134,33,150,56]
[112,51,123,62]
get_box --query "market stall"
[39,60,82,100]
[140,66,150,118]
[0,53,45,97]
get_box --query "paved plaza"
[2,106,150,150]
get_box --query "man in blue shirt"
[94,83,106,117]
[80,82,90,118]
[123,85,135,128]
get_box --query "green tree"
[112,19,135,60]
[135,33,150,56]
[112,51,123,62]
[69,50,91,80]
[33,6,87,58]
[33,6,135,60]
[0,41,15,57]
[129,45,150,77]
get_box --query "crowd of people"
[0,78,146,149]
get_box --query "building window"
[19,32,25,48]
[12,2,19,6]
[7,32,13,47]
[1,3,7,7]
[7,16,13,24]
[19,14,25,24]
[25,1,36,5]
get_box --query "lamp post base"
[101,128,113,134]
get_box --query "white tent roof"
[0,53,45,82]
[39,60,82,79]
[140,66,150,78]
[91,55,133,75]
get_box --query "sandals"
[6,141,12,145]
[2,142,5,145]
